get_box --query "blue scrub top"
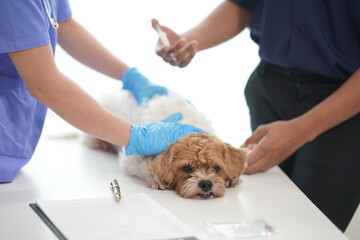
[0,0,72,182]
[231,0,360,80]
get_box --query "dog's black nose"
[198,180,213,192]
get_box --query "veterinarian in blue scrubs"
[0,0,203,183]
[152,0,360,232]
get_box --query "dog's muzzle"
[197,180,213,199]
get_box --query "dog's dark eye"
[182,165,193,173]
[213,165,221,173]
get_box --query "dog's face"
[149,133,248,199]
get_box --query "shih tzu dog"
[86,88,248,199]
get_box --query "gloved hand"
[125,112,204,155]
[122,67,168,105]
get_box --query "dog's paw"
[87,138,118,154]
[146,176,167,190]
[226,178,240,187]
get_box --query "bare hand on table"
[242,120,311,174]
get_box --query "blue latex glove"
[125,112,205,155]
[122,68,168,105]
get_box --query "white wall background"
[48,0,260,147]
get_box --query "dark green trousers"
[244,61,360,231]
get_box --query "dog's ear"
[149,144,175,190]
[223,145,249,187]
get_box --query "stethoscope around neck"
[42,0,59,29]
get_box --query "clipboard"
[29,193,199,240]
[29,203,67,240]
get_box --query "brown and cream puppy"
[149,133,248,199]
[86,88,248,199]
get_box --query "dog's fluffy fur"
[86,88,248,199]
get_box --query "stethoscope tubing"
[42,0,59,29]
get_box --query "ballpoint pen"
[110,179,121,201]
[154,23,177,63]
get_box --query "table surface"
[0,136,348,240]
[0,1,350,239]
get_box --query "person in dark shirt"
[151,0,360,232]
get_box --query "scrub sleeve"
[0,0,72,182]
